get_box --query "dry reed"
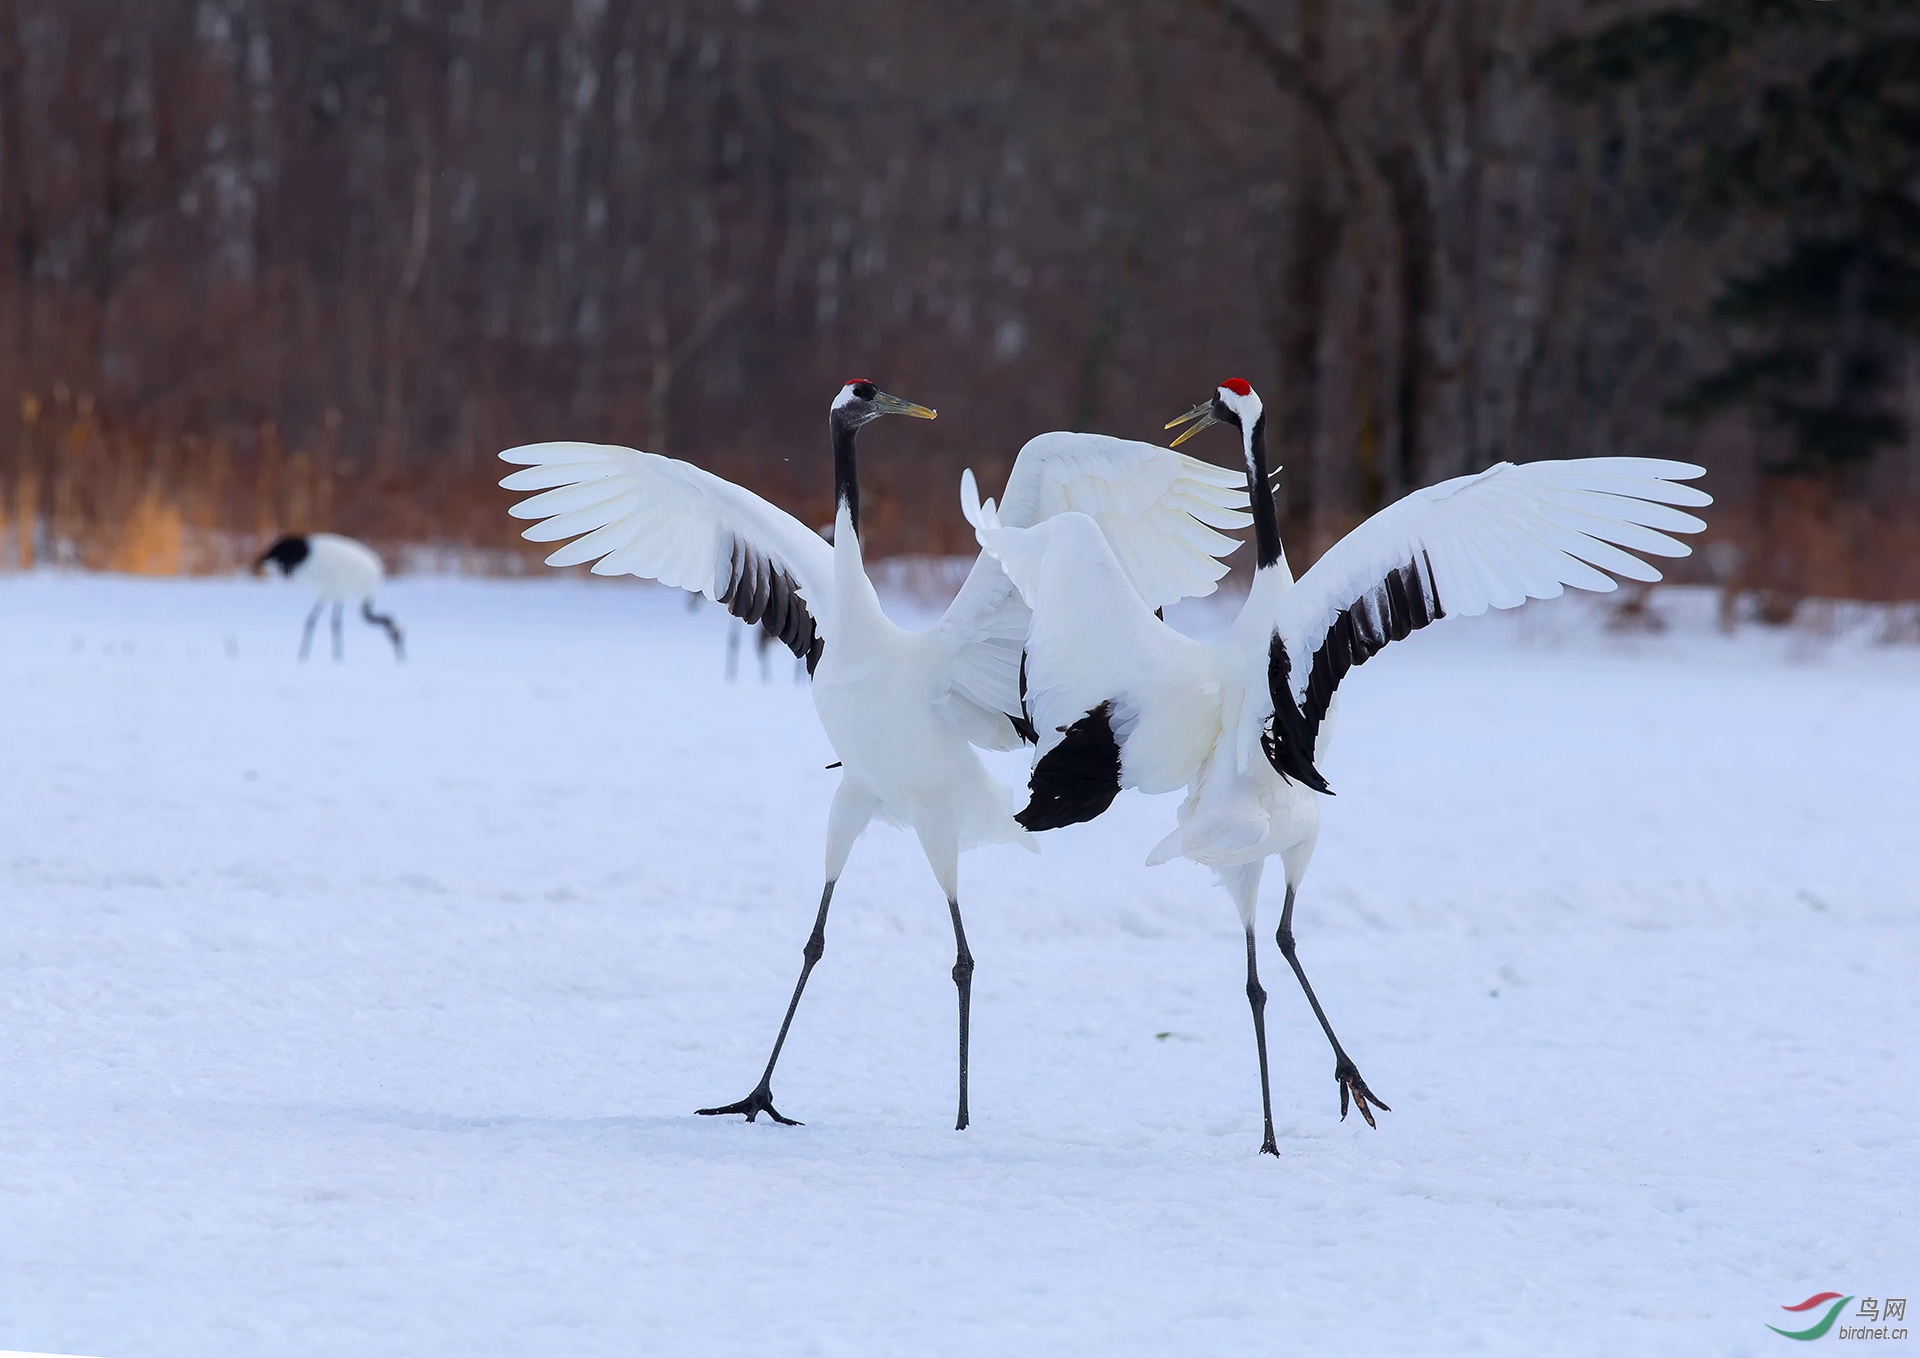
[2,389,1918,623]
[0,388,542,577]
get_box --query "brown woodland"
[1,0,1916,605]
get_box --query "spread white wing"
[1250,457,1712,790]
[934,432,1251,750]
[995,431,1252,609]
[499,442,835,669]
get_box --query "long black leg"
[1243,925,1279,1156]
[697,880,836,1126]
[298,601,323,661]
[330,601,344,661]
[947,897,975,1131]
[1276,884,1391,1127]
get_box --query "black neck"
[1244,413,1282,570]
[831,417,860,536]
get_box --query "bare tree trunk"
[648,283,743,455]
[379,121,433,474]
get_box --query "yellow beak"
[1165,400,1217,448]
[874,391,938,420]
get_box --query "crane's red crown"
[843,377,874,387]
[1220,378,1253,397]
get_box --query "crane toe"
[1336,1059,1391,1129]
[695,1085,803,1127]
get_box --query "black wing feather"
[1263,552,1443,793]
[717,532,822,676]
[1016,701,1122,831]
[1008,651,1039,745]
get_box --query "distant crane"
[256,533,406,662]
[968,379,1710,1154]
[724,616,781,683]
[500,380,1250,1132]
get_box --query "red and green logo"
[1769,1292,1852,1341]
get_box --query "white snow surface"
[1,571,1915,1357]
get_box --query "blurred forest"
[2,0,1918,607]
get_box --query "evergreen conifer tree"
[1545,0,1920,480]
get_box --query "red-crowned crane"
[968,379,1711,1154]
[499,379,1251,1132]
[256,533,405,662]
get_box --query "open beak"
[873,391,938,420]
[1164,400,1217,448]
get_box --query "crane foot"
[696,1083,802,1126]
[1336,1058,1391,1129]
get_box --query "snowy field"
[1,569,1916,1357]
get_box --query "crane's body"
[501,382,1249,1130]
[810,512,1031,896]
[971,379,1712,1154]
[1140,568,1324,878]
[256,532,406,662]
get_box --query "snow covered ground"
[1,570,1915,1357]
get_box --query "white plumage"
[499,381,1249,1131]
[970,379,1711,1154]
[284,532,383,598]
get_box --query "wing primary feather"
[763,569,791,639]
[1383,562,1417,639]
[719,535,745,607]
[740,549,763,622]
[746,550,772,623]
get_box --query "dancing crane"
[967,378,1710,1154]
[256,533,406,662]
[499,381,1250,1131]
